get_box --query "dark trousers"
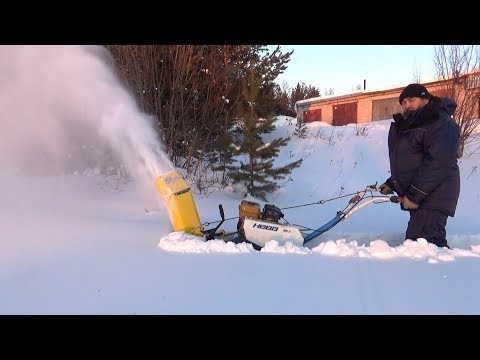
[406,208,450,248]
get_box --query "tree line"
[105,45,321,200]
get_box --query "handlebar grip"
[219,204,225,220]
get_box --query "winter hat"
[399,83,432,104]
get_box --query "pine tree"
[208,130,237,185]
[289,82,321,113]
[226,67,303,201]
[294,119,308,139]
[254,46,294,118]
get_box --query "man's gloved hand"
[379,183,393,195]
[403,196,419,210]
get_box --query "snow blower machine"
[155,171,402,250]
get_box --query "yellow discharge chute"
[154,170,203,236]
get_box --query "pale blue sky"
[271,45,437,95]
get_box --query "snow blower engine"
[237,200,304,248]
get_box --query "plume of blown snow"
[0,45,172,187]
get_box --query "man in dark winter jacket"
[379,83,460,249]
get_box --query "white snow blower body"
[155,171,400,250]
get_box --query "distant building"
[295,72,480,125]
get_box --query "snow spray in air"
[0,45,202,233]
[0,45,173,186]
